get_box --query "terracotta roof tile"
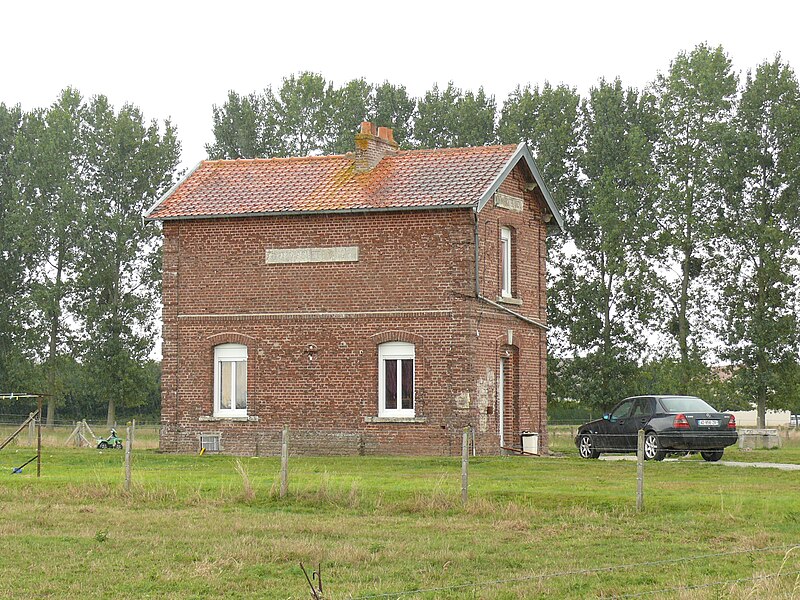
[147,145,519,220]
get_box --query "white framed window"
[500,227,512,297]
[378,342,415,417]
[214,344,247,417]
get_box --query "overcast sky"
[4,0,799,170]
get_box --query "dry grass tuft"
[348,479,361,509]
[233,458,255,503]
[315,471,331,502]
[408,477,457,513]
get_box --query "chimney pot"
[377,127,395,144]
[360,121,377,135]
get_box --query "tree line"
[208,44,800,425]
[0,89,179,425]
[2,43,798,427]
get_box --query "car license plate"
[698,419,719,426]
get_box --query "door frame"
[499,357,506,447]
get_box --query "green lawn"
[0,445,799,599]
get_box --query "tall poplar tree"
[373,82,415,147]
[275,72,329,156]
[498,82,582,220]
[715,57,800,426]
[651,44,738,392]
[77,96,180,426]
[15,89,86,424]
[0,103,27,388]
[548,79,658,409]
[414,83,496,147]
[206,90,281,159]
[325,78,372,154]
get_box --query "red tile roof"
[146,145,520,220]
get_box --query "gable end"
[476,143,565,233]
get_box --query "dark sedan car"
[575,395,738,461]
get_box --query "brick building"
[146,122,564,456]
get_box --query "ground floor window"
[378,342,415,417]
[214,344,247,417]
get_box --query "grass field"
[1,432,799,599]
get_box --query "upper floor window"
[378,342,415,417]
[500,227,512,297]
[214,344,247,417]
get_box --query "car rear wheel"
[643,432,666,461]
[578,433,600,459]
[701,450,723,462]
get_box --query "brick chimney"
[354,121,398,173]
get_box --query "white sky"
[3,0,799,171]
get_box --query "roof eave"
[475,142,565,234]
[147,202,475,222]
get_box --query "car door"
[625,397,655,449]
[603,399,636,451]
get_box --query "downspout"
[473,207,480,298]
[175,222,181,430]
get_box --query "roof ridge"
[202,144,518,166]
[394,144,517,156]
[203,154,349,165]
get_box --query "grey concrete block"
[739,428,781,450]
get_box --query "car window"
[610,400,635,421]
[631,398,653,417]
[658,396,717,413]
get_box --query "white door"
[499,358,506,447]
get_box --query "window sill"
[497,296,523,306]
[199,415,259,422]
[365,416,427,424]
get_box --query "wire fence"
[0,419,162,450]
[1,415,799,598]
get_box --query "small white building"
[728,409,792,427]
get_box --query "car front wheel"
[578,433,600,459]
[644,432,666,461]
[701,450,723,462]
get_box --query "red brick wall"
[160,163,550,456]
[466,162,550,454]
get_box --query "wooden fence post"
[636,429,645,513]
[28,413,35,446]
[82,419,96,441]
[280,425,289,498]
[461,427,469,506]
[36,398,41,478]
[124,425,132,492]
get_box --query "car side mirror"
[603,413,610,421]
